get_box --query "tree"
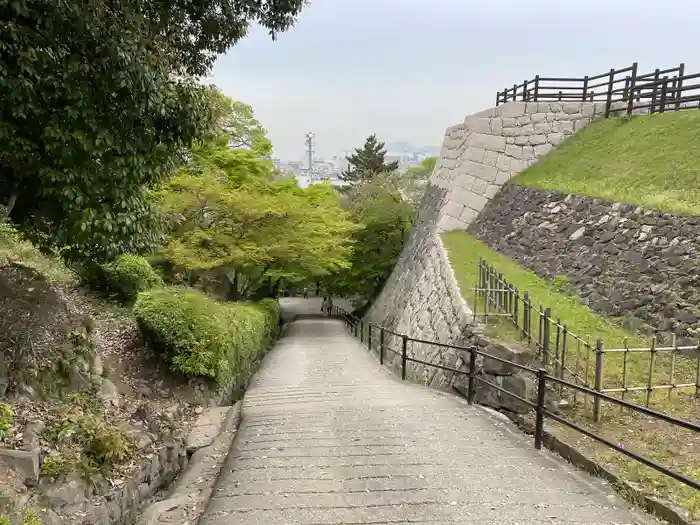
[155,95,358,299]
[341,134,399,185]
[0,1,306,264]
[399,156,437,207]
[325,173,414,308]
[404,156,437,182]
[204,87,272,157]
[133,0,308,76]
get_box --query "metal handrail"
[331,305,700,492]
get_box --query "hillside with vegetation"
[0,3,430,524]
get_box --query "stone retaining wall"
[468,184,700,347]
[431,101,606,232]
[366,185,472,389]
[39,438,188,525]
[367,101,607,395]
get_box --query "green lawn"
[513,111,700,216]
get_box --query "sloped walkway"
[200,312,658,525]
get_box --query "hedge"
[133,287,280,389]
[101,254,162,301]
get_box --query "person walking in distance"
[326,296,334,316]
[303,286,308,299]
[320,296,328,316]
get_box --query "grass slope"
[441,231,700,517]
[514,111,700,216]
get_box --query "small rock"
[194,406,204,415]
[75,357,90,374]
[569,227,586,241]
[164,404,181,421]
[91,354,104,376]
[21,420,45,451]
[23,477,38,488]
[43,472,88,507]
[0,447,40,480]
[127,429,154,450]
[98,379,120,407]
[137,385,153,398]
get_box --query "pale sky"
[210,0,699,161]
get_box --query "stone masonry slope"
[199,307,659,525]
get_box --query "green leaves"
[324,174,414,306]
[155,95,358,296]
[0,3,219,264]
[341,134,399,185]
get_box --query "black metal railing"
[474,258,700,419]
[496,62,700,118]
[327,305,700,492]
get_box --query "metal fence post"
[593,338,604,423]
[535,368,547,450]
[543,308,551,367]
[360,320,364,344]
[379,327,385,365]
[401,335,408,380]
[467,348,478,405]
[368,323,372,351]
[523,291,531,344]
[533,75,540,101]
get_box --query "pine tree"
[341,134,399,184]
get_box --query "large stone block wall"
[431,101,606,231]
[469,184,700,348]
[366,100,615,408]
[367,101,606,357]
[366,185,472,388]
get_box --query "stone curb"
[136,402,242,525]
[508,413,698,525]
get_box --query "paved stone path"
[200,314,658,525]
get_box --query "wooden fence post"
[626,62,638,117]
[604,68,615,117]
[676,63,685,110]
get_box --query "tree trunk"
[3,193,17,218]
[225,270,241,301]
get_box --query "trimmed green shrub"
[101,254,162,301]
[133,287,280,388]
[0,403,14,439]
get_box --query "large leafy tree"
[134,0,307,76]
[0,1,306,264]
[155,95,358,299]
[205,88,273,157]
[341,134,399,185]
[325,173,414,307]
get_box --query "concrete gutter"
[137,402,242,525]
